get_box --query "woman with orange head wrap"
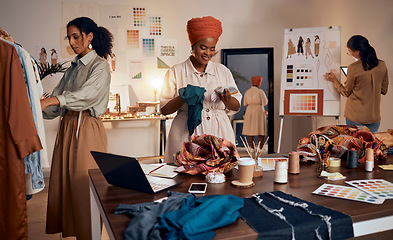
[242,76,268,151]
[160,16,242,162]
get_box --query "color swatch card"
[313,183,384,204]
[345,179,393,199]
[289,94,317,112]
[133,7,146,26]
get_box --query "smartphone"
[188,183,207,194]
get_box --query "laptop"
[340,66,348,76]
[90,151,182,194]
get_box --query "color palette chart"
[133,7,146,26]
[149,16,162,36]
[285,65,293,87]
[345,179,393,199]
[313,183,385,204]
[295,67,313,87]
[143,39,155,57]
[289,94,317,113]
[127,30,139,48]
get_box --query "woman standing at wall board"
[325,35,389,133]
[41,17,113,239]
[160,16,242,163]
[242,76,268,151]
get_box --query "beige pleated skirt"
[46,110,107,240]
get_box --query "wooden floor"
[26,177,110,240]
[27,178,75,240]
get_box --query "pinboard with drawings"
[279,26,342,117]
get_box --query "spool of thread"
[365,148,374,172]
[365,148,374,162]
[347,149,359,168]
[274,159,288,183]
[288,152,300,174]
[328,157,341,173]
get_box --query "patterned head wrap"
[187,16,223,46]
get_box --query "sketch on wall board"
[280,26,341,116]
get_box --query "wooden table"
[89,155,393,239]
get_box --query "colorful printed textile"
[297,125,386,162]
[175,134,239,175]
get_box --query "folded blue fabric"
[240,191,354,240]
[178,84,205,135]
[114,191,194,240]
[114,192,243,240]
[157,194,244,240]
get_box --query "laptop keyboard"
[150,182,172,192]
[146,175,178,192]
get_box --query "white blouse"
[160,57,242,162]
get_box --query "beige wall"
[1,0,392,155]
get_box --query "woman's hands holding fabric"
[215,89,240,111]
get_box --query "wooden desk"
[89,156,393,239]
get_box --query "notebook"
[140,164,179,178]
[90,151,182,194]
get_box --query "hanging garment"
[2,38,48,190]
[0,39,43,240]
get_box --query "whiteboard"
[279,26,341,116]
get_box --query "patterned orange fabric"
[175,134,239,175]
[297,125,386,162]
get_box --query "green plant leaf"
[38,61,69,80]
[230,70,248,83]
